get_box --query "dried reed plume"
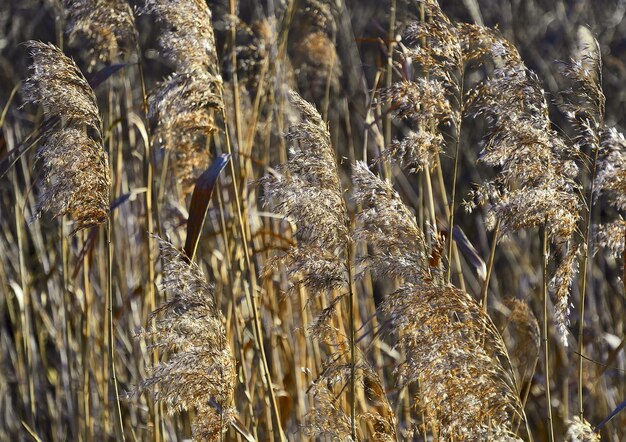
[307,360,397,441]
[463,25,579,241]
[558,34,610,357]
[549,243,580,346]
[143,0,219,72]
[63,0,136,66]
[566,417,601,442]
[377,0,461,172]
[352,161,429,282]
[593,127,626,257]
[595,128,626,211]
[262,91,381,438]
[596,219,626,258]
[353,163,524,440]
[234,17,277,91]
[559,34,605,150]
[291,0,340,103]
[147,71,222,189]
[23,41,110,232]
[144,0,223,191]
[502,299,540,390]
[262,90,349,294]
[462,25,581,344]
[137,238,236,440]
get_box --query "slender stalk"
[14,165,35,427]
[346,242,357,440]
[382,0,396,182]
[60,221,77,440]
[577,145,600,420]
[220,104,285,441]
[542,226,554,442]
[222,5,283,435]
[481,220,500,312]
[106,218,125,440]
[424,165,437,234]
[82,229,92,441]
[133,36,162,441]
[446,90,464,283]
[434,162,466,291]
[215,183,256,436]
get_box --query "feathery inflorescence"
[502,299,541,389]
[262,90,349,294]
[462,25,580,241]
[559,35,605,152]
[23,41,110,232]
[63,0,136,67]
[566,417,601,442]
[147,70,223,189]
[144,0,219,73]
[144,0,223,191]
[593,126,626,257]
[377,0,461,172]
[138,238,236,441]
[352,163,524,440]
[306,360,397,441]
[461,24,581,345]
[595,128,626,212]
[556,34,612,347]
[352,161,429,283]
[291,0,341,103]
[262,92,398,440]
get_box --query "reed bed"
[1,0,626,441]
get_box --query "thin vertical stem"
[578,144,599,420]
[424,165,437,233]
[82,229,92,441]
[542,226,554,442]
[220,104,285,441]
[481,220,500,312]
[14,166,35,428]
[106,218,125,441]
[133,36,162,441]
[382,0,396,182]
[346,242,357,440]
[446,94,464,283]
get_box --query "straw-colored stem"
[215,183,256,433]
[446,104,464,284]
[424,165,437,234]
[542,226,554,442]
[578,144,599,420]
[346,242,357,440]
[14,166,35,427]
[134,36,162,441]
[82,229,92,441]
[434,161,465,291]
[106,218,125,440]
[220,102,285,440]
[481,220,500,312]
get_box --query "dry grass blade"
[183,153,231,261]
